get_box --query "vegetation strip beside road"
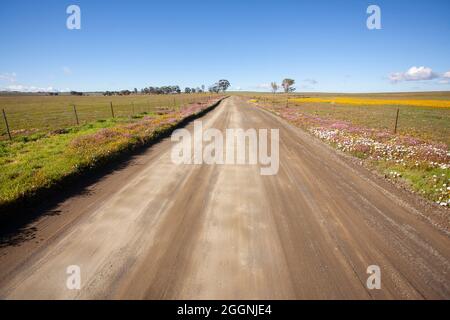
[0,96,226,215]
[250,97,450,208]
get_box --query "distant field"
[0,93,212,140]
[245,92,450,146]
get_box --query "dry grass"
[244,92,450,146]
[0,93,213,140]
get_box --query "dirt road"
[0,96,449,299]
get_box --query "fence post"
[394,108,400,134]
[73,105,79,125]
[2,109,12,140]
[110,102,115,118]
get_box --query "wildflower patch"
[258,103,450,207]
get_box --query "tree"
[120,90,131,95]
[185,87,191,94]
[201,85,205,92]
[218,79,231,92]
[281,79,295,93]
[161,86,170,94]
[209,85,220,93]
[271,82,279,94]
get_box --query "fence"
[241,93,450,144]
[252,94,407,132]
[0,93,215,140]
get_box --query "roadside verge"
[0,96,228,224]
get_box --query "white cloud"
[388,72,404,82]
[389,66,439,82]
[0,72,17,82]
[2,84,58,92]
[303,78,318,85]
[443,71,450,79]
[0,72,60,92]
[255,83,271,89]
[62,66,72,75]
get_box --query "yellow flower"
[289,97,450,108]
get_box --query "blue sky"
[0,0,449,93]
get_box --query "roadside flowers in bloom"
[68,99,221,170]
[256,102,450,206]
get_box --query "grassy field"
[0,94,223,212]
[0,93,212,140]
[246,92,450,146]
[245,92,450,207]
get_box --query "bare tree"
[271,82,279,94]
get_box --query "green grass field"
[0,93,212,140]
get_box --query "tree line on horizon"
[101,79,231,96]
